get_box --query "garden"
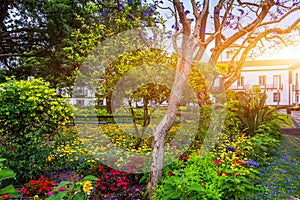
[0,76,299,200]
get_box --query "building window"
[296,73,299,86]
[237,76,244,86]
[273,75,281,89]
[273,92,280,102]
[259,75,266,86]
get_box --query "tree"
[147,0,300,198]
[0,0,93,83]
[101,48,175,149]
[0,0,159,90]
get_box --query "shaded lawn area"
[250,135,300,199]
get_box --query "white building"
[228,59,300,106]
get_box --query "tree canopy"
[0,0,159,87]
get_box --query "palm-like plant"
[234,87,284,137]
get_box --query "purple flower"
[237,8,244,15]
[143,10,150,17]
[226,147,235,152]
[244,159,260,168]
[102,9,108,15]
[184,10,190,15]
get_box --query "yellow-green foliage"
[0,77,73,183]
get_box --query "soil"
[281,128,300,139]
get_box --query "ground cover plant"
[249,135,300,199]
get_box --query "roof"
[243,59,300,67]
[219,59,300,71]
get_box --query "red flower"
[215,159,220,166]
[167,171,173,176]
[22,176,54,196]
[98,165,103,172]
[2,194,10,199]
[183,156,189,162]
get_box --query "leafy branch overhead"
[163,0,300,89]
[0,0,159,87]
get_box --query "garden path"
[281,110,300,139]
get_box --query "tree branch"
[210,0,274,63]
[173,0,190,35]
[259,6,300,27]
[224,17,300,88]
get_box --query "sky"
[157,0,300,61]
[257,44,300,60]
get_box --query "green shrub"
[227,87,288,137]
[0,77,73,183]
[244,133,280,164]
[154,154,223,200]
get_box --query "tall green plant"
[0,77,73,183]
[232,87,283,137]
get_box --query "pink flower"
[215,159,221,166]
[57,186,66,192]
[47,191,53,196]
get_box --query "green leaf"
[0,185,18,197]
[0,168,16,181]
[82,175,98,181]
[56,190,68,200]
[55,181,70,189]
[189,183,202,192]
[163,190,181,200]
[237,185,245,192]
[73,192,85,200]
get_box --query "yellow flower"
[46,155,54,162]
[82,180,92,193]
[33,195,39,200]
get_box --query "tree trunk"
[147,56,192,199]
[106,94,112,114]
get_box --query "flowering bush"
[46,175,98,200]
[0,78,73,183]
[89,164,145,199]
[213,133,253,171]
[21,176,54,197]
[212,132,264,198]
